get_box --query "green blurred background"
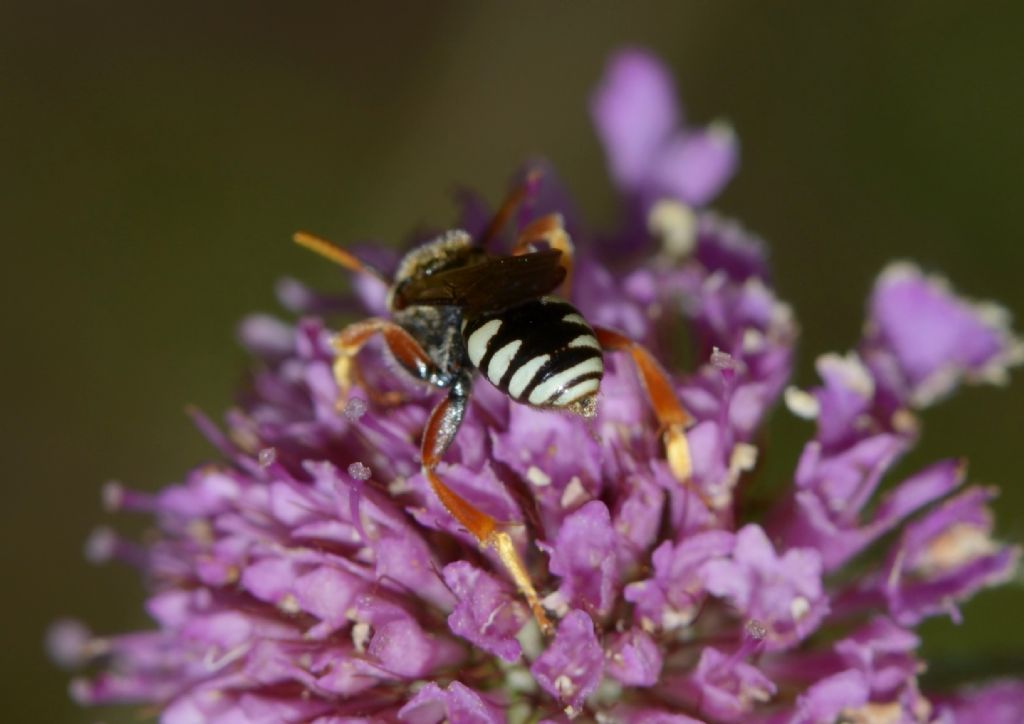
[3,2,1022,720]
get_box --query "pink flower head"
[51,49,1022,722]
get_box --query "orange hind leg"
[594,326,693,483]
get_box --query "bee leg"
[421,384,553,635]
[594,326,693,483]
[477,169,544,248]
[512,213,575,298]
[330,318,436,407]
[350,363,408,407]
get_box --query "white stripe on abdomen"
[487,340,522,383]
[528,356,604,405]
[466,319,502,367]
[507,354,550,398]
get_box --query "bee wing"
[394,249,566,313]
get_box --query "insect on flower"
[293,174,693,634]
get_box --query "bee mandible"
[294,176,692,634]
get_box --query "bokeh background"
[3,2,1022,720]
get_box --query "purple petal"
[237,314,296,360]
[935,679,1024,724]
[442,561,527,663]
[603,706,705,724]
[292,565,366,638]
[356,596,463,679]
[677,646,776,722]
[612,475,665,566]
[866,263,1023,408]
[625,530,734,632]
[882,486,1020,625]
[591,48,679,193]
[790,670,870,724]
[779,455,961,571]
[834,616,920,698]
[694,212,770,283]
[530,610,604,714]
[605,628,662,687]
[702,525,827,651]
[543,500,620,617]
[648,124,739,207]
[398,681,504,724]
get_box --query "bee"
[294,177,692,633]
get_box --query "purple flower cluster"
[50,50,1024,722]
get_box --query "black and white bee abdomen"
[462,297,603,409]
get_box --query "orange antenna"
[477,168,544,248]
[292,231,387,282]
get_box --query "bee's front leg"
[421,382,553,635]
[330,318,436,407]
[594,326,693,483]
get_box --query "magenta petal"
[292,566,366,638]
[442,561,527,663]
[398,681,504,724]
[867,263,1022,407]
[790,670,870,724]
[606,628,662,687]
[648,125,738,207]
[544,500,620,617]
[882,486,1020,625]
[591,48,679,193]
[781,456,963,571]
[835,616,920,698]
[702,525,827,651]
[680,646,776,722]
[530,610,604,713]
[625,530,734,632]
[935,679,1024,724]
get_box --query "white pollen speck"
[347,462,371,481]
[343,397,367,421]
[891,409,919,435]
[816,352,874,399]
[68,677,91,705]
[84,527,117,564]
[257,447,277,468]
[526,465,551,487]
[555,674,576,698]
[729,443,759,474]
[648,199,697,259]
[46,619,94,669]
[661,608,694,631]
[790,596,810,621]
[560,476,588,509]
[742,328,765,353]
[746,619,768,641]
[351,622,371,653]
[101,481,123,512]
[784,386,820,419]
[541,590,569,619]
[710,347,737,371]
